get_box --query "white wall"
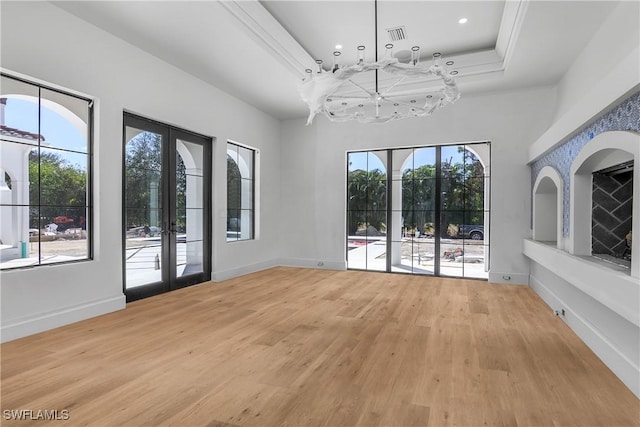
[553,1,640,121]
[0,1,282,341]
[280,87,556,283]
[529,2,639,162]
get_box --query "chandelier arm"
[379,92,431,99]
[324,95,370,100]
[379,77,407,96]
[346,79,376,97]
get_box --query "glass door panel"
[440,143,468,278]
[346,151,388,271]
[390,147,436,274]
[124,125,165,289]
[439,144,489,279]
[176,138,205,278]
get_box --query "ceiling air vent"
[386,26,407,42]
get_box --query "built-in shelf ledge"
[523,239,639,327]
[591,254,631,272]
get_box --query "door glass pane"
[439,240,464,277]
[365,211,386,271]
[177,141,205,277]
[413,242,435,274]
[441,144,489,279]
[368,152,387,271]
[441,144,466,278]
[391,147,435,274]
[124,127,163,289]
[346,151,388,271]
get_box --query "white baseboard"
[530,274,640,398]
[1,295,125,343]
[488,271,529,285]
[277,258,347,271]
[211,258,280,282]
[1,260,343,343]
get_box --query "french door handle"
[162,222,177,235]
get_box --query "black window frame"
[226,141,256,242]
[0,72,94,271]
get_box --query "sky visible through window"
[348,146,466,173]
[4,98,87,169]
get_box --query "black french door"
[123,113,212,302]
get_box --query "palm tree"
[347,169,386,235]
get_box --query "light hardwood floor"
[1,267,638,426]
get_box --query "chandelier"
[299,1,460,125]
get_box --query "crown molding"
[220,0,528,84]
[218,0,314,79]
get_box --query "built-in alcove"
[570,131,639,278]
[533,166,563,248]
[592,161,633,266]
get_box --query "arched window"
[0,73,92,269]
[227,141,256,241]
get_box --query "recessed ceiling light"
[458,17,468,24]
[335,44,343,50]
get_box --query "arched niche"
[570,130,639,278]
[533,166,563,248]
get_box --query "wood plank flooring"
[1,267,638,426]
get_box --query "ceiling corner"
[218,0,315,79]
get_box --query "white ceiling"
[260,1,505,65]
[54,0,619,120]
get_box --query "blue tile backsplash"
[531,91,640,236]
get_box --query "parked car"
[457,225,484,240]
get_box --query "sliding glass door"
[347,142,490,279]
[123,113,212,301]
